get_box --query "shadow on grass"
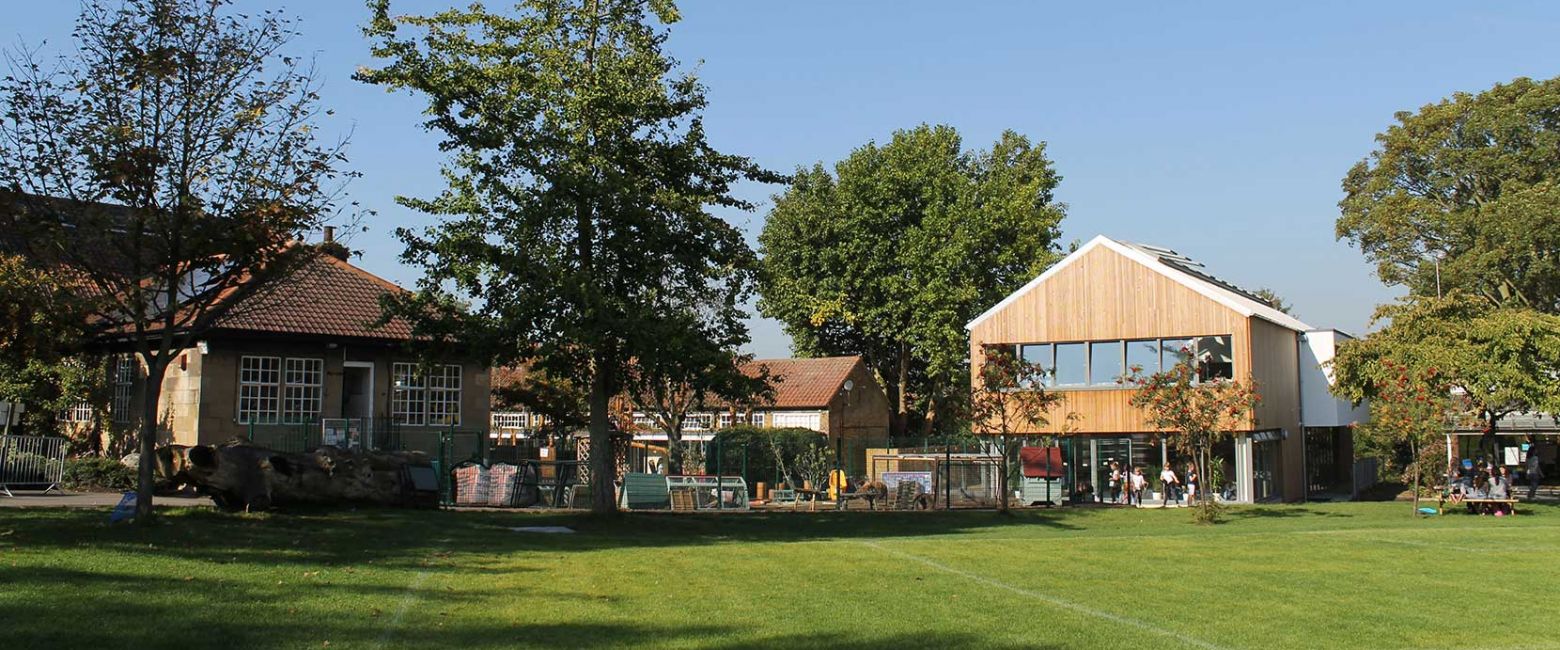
[1224,506,1356,520]
[0,567,1061,650]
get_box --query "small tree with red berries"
[1125,360,1260,523]
[1344,359,1457,514]
[968,345,1067,513]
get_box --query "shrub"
[709,426,827,487]
[1191,499,1226,525]
[62,456,135,491]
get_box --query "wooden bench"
[1459,497,1519,514]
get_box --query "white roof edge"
[966,234,1315,333]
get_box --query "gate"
[1,435,67,496]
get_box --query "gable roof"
[742,356,863,409]
[209,253,416,341]
[966,235,1313,332]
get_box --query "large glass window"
[282,358,324,423]
[428,365,462,426]
[1160,338,1194,371]
[1089,341,1124,386]
[1053,343,1087,386]
[1126,339,1160,378]
[238,356,281,424]
[1020,343,1054,387]
[392,363,427,425]
[1194,335,1234,381]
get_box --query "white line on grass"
[859,541,1228,650]
[374,570,431,648]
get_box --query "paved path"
[0,490,212,509]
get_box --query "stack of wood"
[156,439,435,511]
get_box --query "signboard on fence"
[881,471,933,494]
[321,419,363,449]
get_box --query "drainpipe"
[1297,332,1307,503]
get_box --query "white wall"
[1300,330,1370,428]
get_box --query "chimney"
[323,225,336,243]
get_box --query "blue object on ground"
[109,492,137,523]
[1417,507,1439,516]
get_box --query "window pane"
[428,365,462,426]
[1126,339,1160,378]
[237,356,280,424]
[1020,344,1053,387]
[1089,341,1124,386]
[1160,338,1194,371]
[283,358,323,424]
[1053,343,1087,386]
[1195,335,1234,381]
[392,362,427,425]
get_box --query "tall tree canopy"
[758,125,1065,436]
[359,0,778,514]
[1331,295,1560,442]
[1337,76,1560,311]
[1,0,356,517]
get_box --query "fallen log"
[156,439,436,511]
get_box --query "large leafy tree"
[1,0,356,518]
[359,0,777,514]
[759,125,1065,437]
[1331,295,1560,456]
[0,254,99,439]
[1337,76,1560,311]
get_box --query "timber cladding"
[968,243,1302,436]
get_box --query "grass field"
[2,502,1557,649]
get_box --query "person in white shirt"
[1130,467,1147,506]
[1160,465,1180,507]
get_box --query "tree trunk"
[134,355,169,520]
[1410,440,1421,515]
[895,343,910,437]
[587,355,617,516]
[667,427,683,475]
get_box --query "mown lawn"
[2,501,1556,649]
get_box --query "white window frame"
[282,358,325,423]
[717,412,734,429]
[749,412,766,427]
[428,364,462,427]
[237,356,281,424]
[392,362,427,426]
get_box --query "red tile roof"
[211,253,415,340]
[742,356,862,409]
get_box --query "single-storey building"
[967,235,1368,503]
[65,245,490,454]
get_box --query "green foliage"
[1191,499,1225,525]
[758,124,1066,435]
[1331,295,1560,429]
[1125,359,1259,521]
[968,345,1070,512]
[62,456,135,492]
[359,0,777,513]
[2,0,356,515]
[709,426,824,487]
[1337,76,1560,311]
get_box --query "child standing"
[1130,466,1147,506]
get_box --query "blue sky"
[9,2,1560,358]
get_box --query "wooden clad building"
[968,235,1364,503]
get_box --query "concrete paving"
[0,489,213,509]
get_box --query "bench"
[1459,497,1519,514]
[770,489,797,505]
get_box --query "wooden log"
[156,439,435,511]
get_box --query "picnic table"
[1437,491,1519,515]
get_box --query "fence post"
[715,437,723,511]
[945,438,952,510]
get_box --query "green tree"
[968,345,1067,514]
[0,254,100,438]
[359,0,778,514]
[1332,357,1454,513]
[1337,76,1560,311]
[1,0,356,518]
[1331,295,1560,459]
[1251,287,1294,316]
[759,125,1065,438]
[1124,358,1260,523]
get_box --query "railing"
[1,435,67,496]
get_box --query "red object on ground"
[1020,447,1064,479]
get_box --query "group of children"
[1105,460,1200,507]
[1447,459,1517,516]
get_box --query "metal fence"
[1,434,67,496]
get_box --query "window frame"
[237,355,282,424]
[282,358,325,424]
